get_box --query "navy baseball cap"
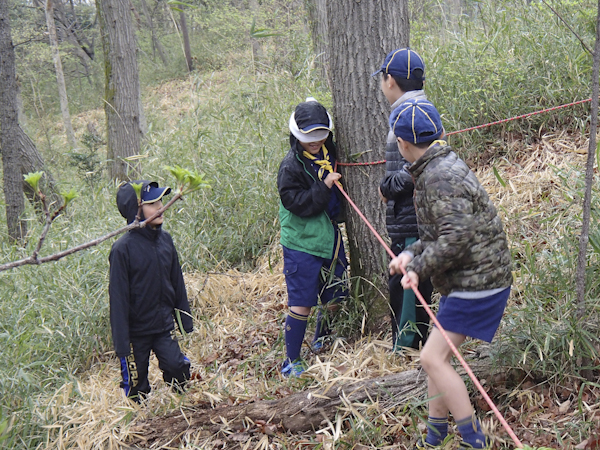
[371,48,425,80]
[390,99,443,144]
[141,181,171,204]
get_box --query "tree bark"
[326,0,410,328]
[97,0,143,181]
[304,0,328,81]
[46,0,77,149]
[0,0,26,240]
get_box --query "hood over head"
[117,180,166,224]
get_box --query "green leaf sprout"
[23,172,44,192]
[60,189,78,207]
[130,182,143,202]
[164,165,210,195]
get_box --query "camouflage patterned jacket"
[405,141,512,296]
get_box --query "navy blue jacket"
[109,183,193,357]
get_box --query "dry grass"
[38,133,599,449]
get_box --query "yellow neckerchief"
[303,144,333,181]
[431,139,447,148]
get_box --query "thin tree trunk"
[46,0,77,149]
[327,0,410,328]
[139,0,169,66]
[179,9,193,72]
[97,0,143,181]
[0,0,26,240]
[575,1,600,319]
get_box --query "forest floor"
[38,131,600,450]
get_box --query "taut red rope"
[333,179,524,448]
[337,97,592,167]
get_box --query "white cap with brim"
[289,112,331,143]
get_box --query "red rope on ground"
[337,97,592,167]
[334,179,524,449]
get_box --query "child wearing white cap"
[276,98,348,377]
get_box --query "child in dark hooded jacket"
[109,180,193,401]
[277,98,348,377]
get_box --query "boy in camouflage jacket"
[388,99,511,450]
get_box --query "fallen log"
[128,354,492,448]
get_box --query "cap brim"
[141,186,171,204]
[371,68,383,77]
[292,128,330,143]
[300,124,331,133]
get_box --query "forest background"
[2,0,600,449]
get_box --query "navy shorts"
[435,287,511,342]
[282,239,348,308]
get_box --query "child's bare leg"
[417,327,469,445]
[420,327,471,419]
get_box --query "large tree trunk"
[327,0,410,328]
[0,0,26,240]
[46,0,77,149]
[97,0,143,181]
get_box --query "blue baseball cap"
[371,48,425,80]
[389,99,443,144]
[141,181,171,204]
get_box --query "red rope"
[334,179,524,449]
[337,97,592,167]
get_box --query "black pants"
[119,330,190,401]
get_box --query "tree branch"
[540,0,593,55]
[0,192,183,272]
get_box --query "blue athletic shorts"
[282,241,347,308]
[435,287,511,342]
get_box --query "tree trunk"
[326,0,410,328]
[179,9,193,72]
[97,0,143,181]
[0,0,26,240]
[304,0,328,81]
[576,0,600,318]
[574,0,600,382]
[46,0,77,149]
[139,0,169,66]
